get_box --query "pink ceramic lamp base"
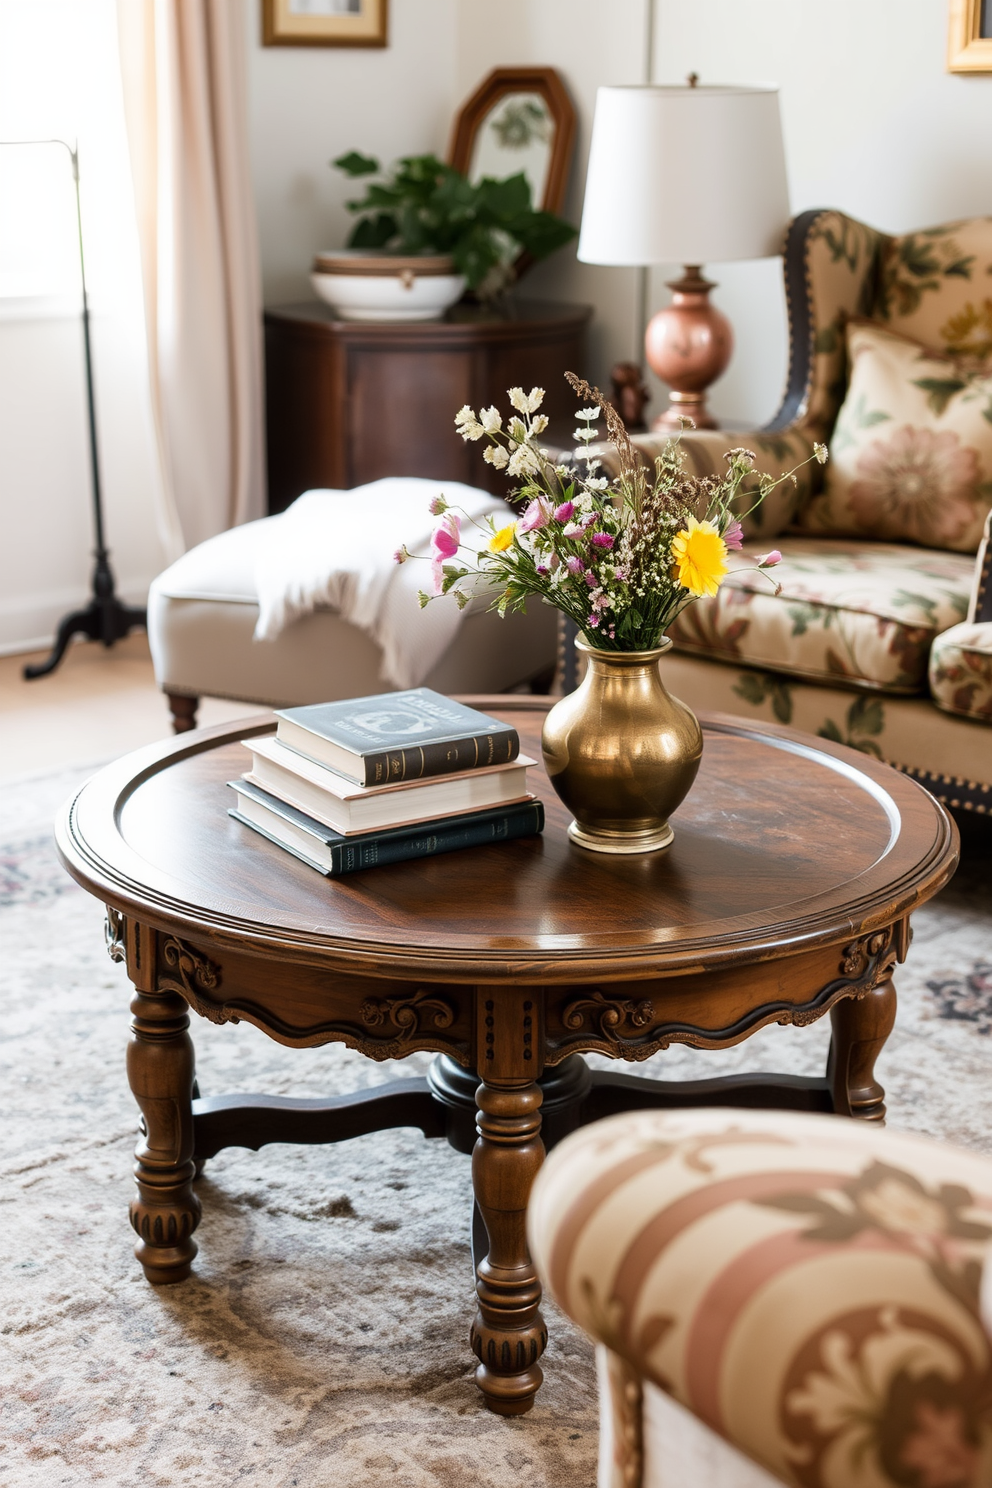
[645,265,733,431]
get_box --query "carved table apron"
[58,702,959,1416]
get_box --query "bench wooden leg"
[167,692,199,734]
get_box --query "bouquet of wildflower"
[396,373,827,652]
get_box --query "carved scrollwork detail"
[837,927,896,994]
[360,989,456,1048]
[774,926,899,1030]
[158,936,235,1024]
[562,990,656,1050]
[839,929,892,980]
[105,907,126,963]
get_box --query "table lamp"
[578,81,790,431]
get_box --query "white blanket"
[252,477,509,689]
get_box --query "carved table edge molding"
[545,922,906,1064]
[105,911,473,1062]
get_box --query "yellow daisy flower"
[488,523,517,553]
[670,517,728,597]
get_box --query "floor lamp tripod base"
[23,553,147,680]
[645,265,733,432]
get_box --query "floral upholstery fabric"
[667,537,972,694]
[929,622,992,723]
[528,1108,992,1488]
[661,650,992,808]
[875,218,992,359]
[797,322,992,553]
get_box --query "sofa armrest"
[529,1108,992,1488]
[929,619,992,723]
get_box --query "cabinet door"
[347,347,477,488]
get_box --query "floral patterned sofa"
[563,211,992,816]
[529,1107,992,1488]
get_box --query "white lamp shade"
[577,85,791,266]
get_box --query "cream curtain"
[117,0,265,557]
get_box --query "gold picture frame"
[948,0,992,72]
[262,0,388,49]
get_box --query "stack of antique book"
[229,688,543,876]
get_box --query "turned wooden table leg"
[829,977,897,1122]
[127,981,201,1283]
[470,987,548,1414]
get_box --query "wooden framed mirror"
[448,67,577,217]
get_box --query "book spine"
[361,728,519,787]
[328,800,543,874]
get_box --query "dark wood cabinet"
[263,298,592,513]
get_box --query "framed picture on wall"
[947,0,992,71]
[262,0,388,48]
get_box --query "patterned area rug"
[1,766,990,1487]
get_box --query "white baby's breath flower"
[454,404,476,426]
[529,414,549,436]
[814,442,829,465]
[480,406,502,434]
[508,416,528,442]
[484,444,510,469]
[508,444,540,478]
[525,387,545,413]
[508,387,529,414]
[575,408,598,422]
[585,477,609,492]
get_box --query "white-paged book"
[241,735,536,835]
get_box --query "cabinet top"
[264,297,593,342]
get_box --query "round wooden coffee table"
[57,700,958,1415]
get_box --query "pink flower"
[428,494,448,516]
[592,592,612,610]
[581,512,599,529]
[723,519,744,550]
[757,549,782,567]
[431,556,446,595]
[430,512,460,559]
[585,572,599,588]
[562,522,584,539]
[536,564,550,575]
[591,531,614,549]
[554,501,575,522]
[518,497,551,533]
[587,613,601,628]
[565,555,585,576]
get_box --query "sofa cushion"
[876,216,992,355]
[929,622,992,722]
[797,321,992,553]
[667,537,972,694]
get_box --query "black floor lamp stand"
[5,138,147,681]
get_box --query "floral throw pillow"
[797,320,992,552]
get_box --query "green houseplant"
[331,150,577,299]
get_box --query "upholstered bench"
[148,506,558,731]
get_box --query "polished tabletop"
[57,699,957,984]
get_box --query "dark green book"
[228,778,543,876]
[275,688,519,787]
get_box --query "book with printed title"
[275,688,519,787]
[228,778,544,876]
[241,734,535,835]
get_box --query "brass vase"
[542,638,703,854]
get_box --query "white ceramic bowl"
[310,251,466,322]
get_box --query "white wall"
[454,0,652,386]
[248,0,459,305]
[650,0,992,428]
[0,0,166,656]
